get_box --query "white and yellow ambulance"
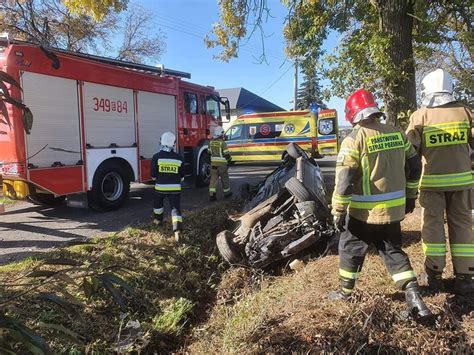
[224,109,338,162]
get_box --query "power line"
[238,63,292,107]
[149,17,286,61]
[151,11,284,58]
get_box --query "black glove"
[405,198,416,214]
[333,213,347,232]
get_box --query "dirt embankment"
[187,209,473,353]
[0,203,472,353]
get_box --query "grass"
[0,201,238,353]
[0,202,472,353]
[187,207,474,353]
[0,256,39,273]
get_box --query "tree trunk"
[377,0,416,126]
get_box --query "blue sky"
[140,0,346,125]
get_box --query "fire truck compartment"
[21,72,82,168]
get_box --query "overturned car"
[216,144,337,269]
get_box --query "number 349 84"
[92,97,128,113]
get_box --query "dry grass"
[1,202,472,354]
[187,207,474,353]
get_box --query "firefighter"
[151,131,184,242]
[209,126,232,201]
[406,69,473,295]
[330,89,432,321]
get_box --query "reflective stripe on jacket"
[406,102,473,191]
[151,150,184,193]
[209,138,231,166]
[332,119,420,224]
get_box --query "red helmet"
[345,89,381,126]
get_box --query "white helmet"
[213,126,225,138]
[160,131,176,147]
[421,69,453,97]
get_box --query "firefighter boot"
[174,231,181,243]
[224,191,233,199]
[404,281,433,321]
[454,274,474,296]
[210,195,217,202]
[426,267,444,293]
[153,219,162,226]
[328,289,351,301]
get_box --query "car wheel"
[216,230,243,264]
[285,177,312,202]
[286,143,309,160]
[88,161,130,211]
[196,151,211,187]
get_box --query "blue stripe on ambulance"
[317,134,336,141]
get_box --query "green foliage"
[210,0,472,124]
[62,0,128,21]
[152,297,194,334]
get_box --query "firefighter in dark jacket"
[330,89,432,321]
[151,131,184,242]
[209,126,232,201]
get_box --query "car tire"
[286,143,309,160]
[88,161,130,211]
[196,150,211,187]
[285,177,312,202]
[28,193,66,206]
[216,230,242,264]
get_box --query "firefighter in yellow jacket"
[330,89,432,321]
[406,69,473,295]
[209,126,232,201]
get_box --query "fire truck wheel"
[88,161,130,211]
[196,151,211,187]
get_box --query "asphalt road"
[0,158,336,264]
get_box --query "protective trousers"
[209,165,231,197]
[419,189,473,275]
[339,217,417,293]
[153,191,182,232]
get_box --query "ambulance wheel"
[285,177,312,202]
[88,161,130,211]
[196,151,211,187]
[216,230,243,264]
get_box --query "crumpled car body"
[217,143,336,269]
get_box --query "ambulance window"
[226,125,242,141]
[251,122,283,139]
[184,93,197,114]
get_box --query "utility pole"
[293,58,298,111]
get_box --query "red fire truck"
[0,36,230,211]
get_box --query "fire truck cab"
[0,36,230,211]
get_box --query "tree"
[63,0,128,21]
[208,0,472,125]
[115,4,166,63]
[0,0,165,64]
[297,59,327,110]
